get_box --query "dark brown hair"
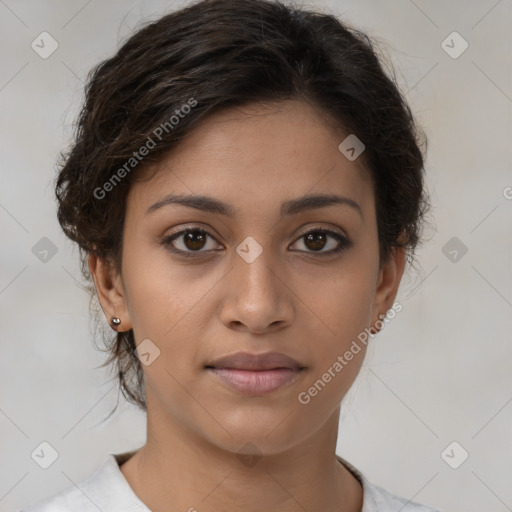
[54,0,429,414]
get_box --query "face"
[90,100,405,456]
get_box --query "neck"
[120,401,363,512]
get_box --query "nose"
[219,241,294,334]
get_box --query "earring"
[110,317,121,328]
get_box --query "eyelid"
[294,224,348,241]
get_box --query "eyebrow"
[146,193,362,219]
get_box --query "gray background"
[1,1,511,511]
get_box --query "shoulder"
[337,456,444,512]
[362,479,443,512]
[18,485,94,512]
[17,451,146,512]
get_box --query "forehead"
[127,100,374,219]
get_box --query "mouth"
[205,351,306,396]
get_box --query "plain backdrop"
[1,1,511,511]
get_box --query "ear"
[369,244,407,334]
[88,252,132,332]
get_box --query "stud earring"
[110,317,121,328]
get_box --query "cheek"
[305,283,374,378]
[332,271,375,335]
[293,267,377,399]
[295,268,375,411]
[121,242,209,336]
[121,247,225,393]
[294,252,377,341]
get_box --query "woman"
[20,0,441,510]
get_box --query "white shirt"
[19,450,443,511]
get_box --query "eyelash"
[161,227,353,259]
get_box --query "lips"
[205,351,304,371]
[205,351,305,396]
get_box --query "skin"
[89,100,406,512]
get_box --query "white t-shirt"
[19,451,443,511]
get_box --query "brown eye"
[163,228,221,257]
[304,231,328,251]
[291,228,352,255]
[183,230,207,250]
